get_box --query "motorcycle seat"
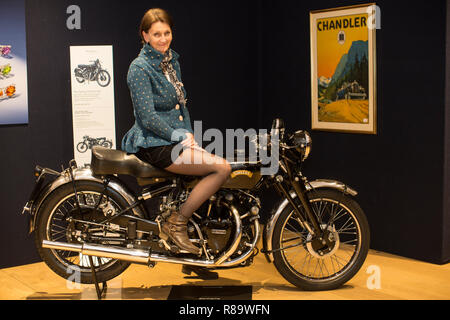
[90,146,175,178]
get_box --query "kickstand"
[88,255,107,300]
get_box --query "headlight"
[289,130,312,160]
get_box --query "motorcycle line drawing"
[22,119,370,296]
[77,135,113,153]
[74,59,111,87]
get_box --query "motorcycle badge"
[230,170,253,178]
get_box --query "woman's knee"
[217,160,232,178]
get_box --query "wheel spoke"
[281,235,302,244]
[341,238,358,245]
[279,241,304,251]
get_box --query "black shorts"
[135,143,186,169]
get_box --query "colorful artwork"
[310,4,377,134]
[0,0,28,125]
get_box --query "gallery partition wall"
[0,0,449,269]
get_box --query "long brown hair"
[139,8,174,44]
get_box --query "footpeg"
[158,238,181,253]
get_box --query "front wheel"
[272,189,370,291]
[96,70,110,87]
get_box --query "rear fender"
[28,166,145,233]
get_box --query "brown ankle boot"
[161,211,202,255]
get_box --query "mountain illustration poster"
[310,4,376,134]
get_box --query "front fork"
[274,159,322,237]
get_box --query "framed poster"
[0,0,28,125]
[69,45,116,166]
[310,3,377,134]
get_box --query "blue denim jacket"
[121,43,193,153]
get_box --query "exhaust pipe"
[42,216,260,268]
[42,240,215,267]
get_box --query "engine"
[194,189,261,261]
[202,218,233,255]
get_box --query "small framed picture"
[310,3,377,134]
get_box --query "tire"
[97,70,111,87]
[76,142,88,153]
[34,180,131,284]
[272,189,370,291]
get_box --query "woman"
[122,8,231,256]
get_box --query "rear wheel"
[272,189,370,291]
[76,142,88,153]
[35,181,131,284]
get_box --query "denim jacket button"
[175,104,180,110]
[179,115,183,121]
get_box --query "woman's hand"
[181,133,198,148]
[181,133,206,152]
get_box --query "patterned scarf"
[160,50,187,105]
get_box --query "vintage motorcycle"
[77,135,113,153]
[22,119,370,292]
[74,59,111,87]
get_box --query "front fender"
[29,166,144,233]
[262,179,357,263]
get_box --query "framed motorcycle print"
[310,3,377,134]
[69,45,116,166]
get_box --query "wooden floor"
[0,249,449,300]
